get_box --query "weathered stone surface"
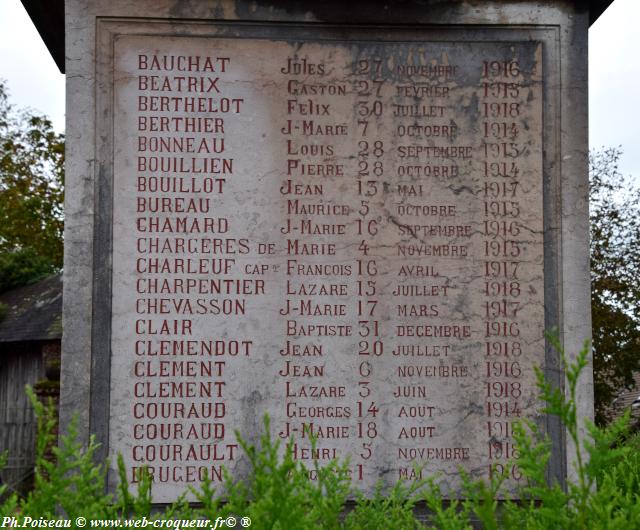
[105,32,544,501]
[61,0,591,504]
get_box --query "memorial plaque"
[107,30,544,502]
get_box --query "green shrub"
[194,417,350,529]
[343,480,425,529]
[1,339,639,528]
[0,452,19,516]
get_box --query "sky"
[0,0,638,177]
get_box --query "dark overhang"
[20,0,615,75]
[20,0,65,73]
[589,0,616,25]
[0,274,62,344]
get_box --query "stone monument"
[21,0,606,503]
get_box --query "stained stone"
[60,1,592,504]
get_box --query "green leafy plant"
[422,475,472,530]
[0,452,19,516]
[460,337,640,530]
[590,148,640,424]
[20,388,114,518]
[0,81,64,293]
[2,339,639,528]
[195,417,350,529]
[343,479,424,529]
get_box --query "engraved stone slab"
[108,33,543,502]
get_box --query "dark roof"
[20,0,64,73]
[611,372,640,418]
[589,0,615,25]
[21,0,614,75]
[0,273,62,343]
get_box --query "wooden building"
[609,372,640,430]
[0,274,62,496]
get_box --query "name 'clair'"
[138,54,231,72]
